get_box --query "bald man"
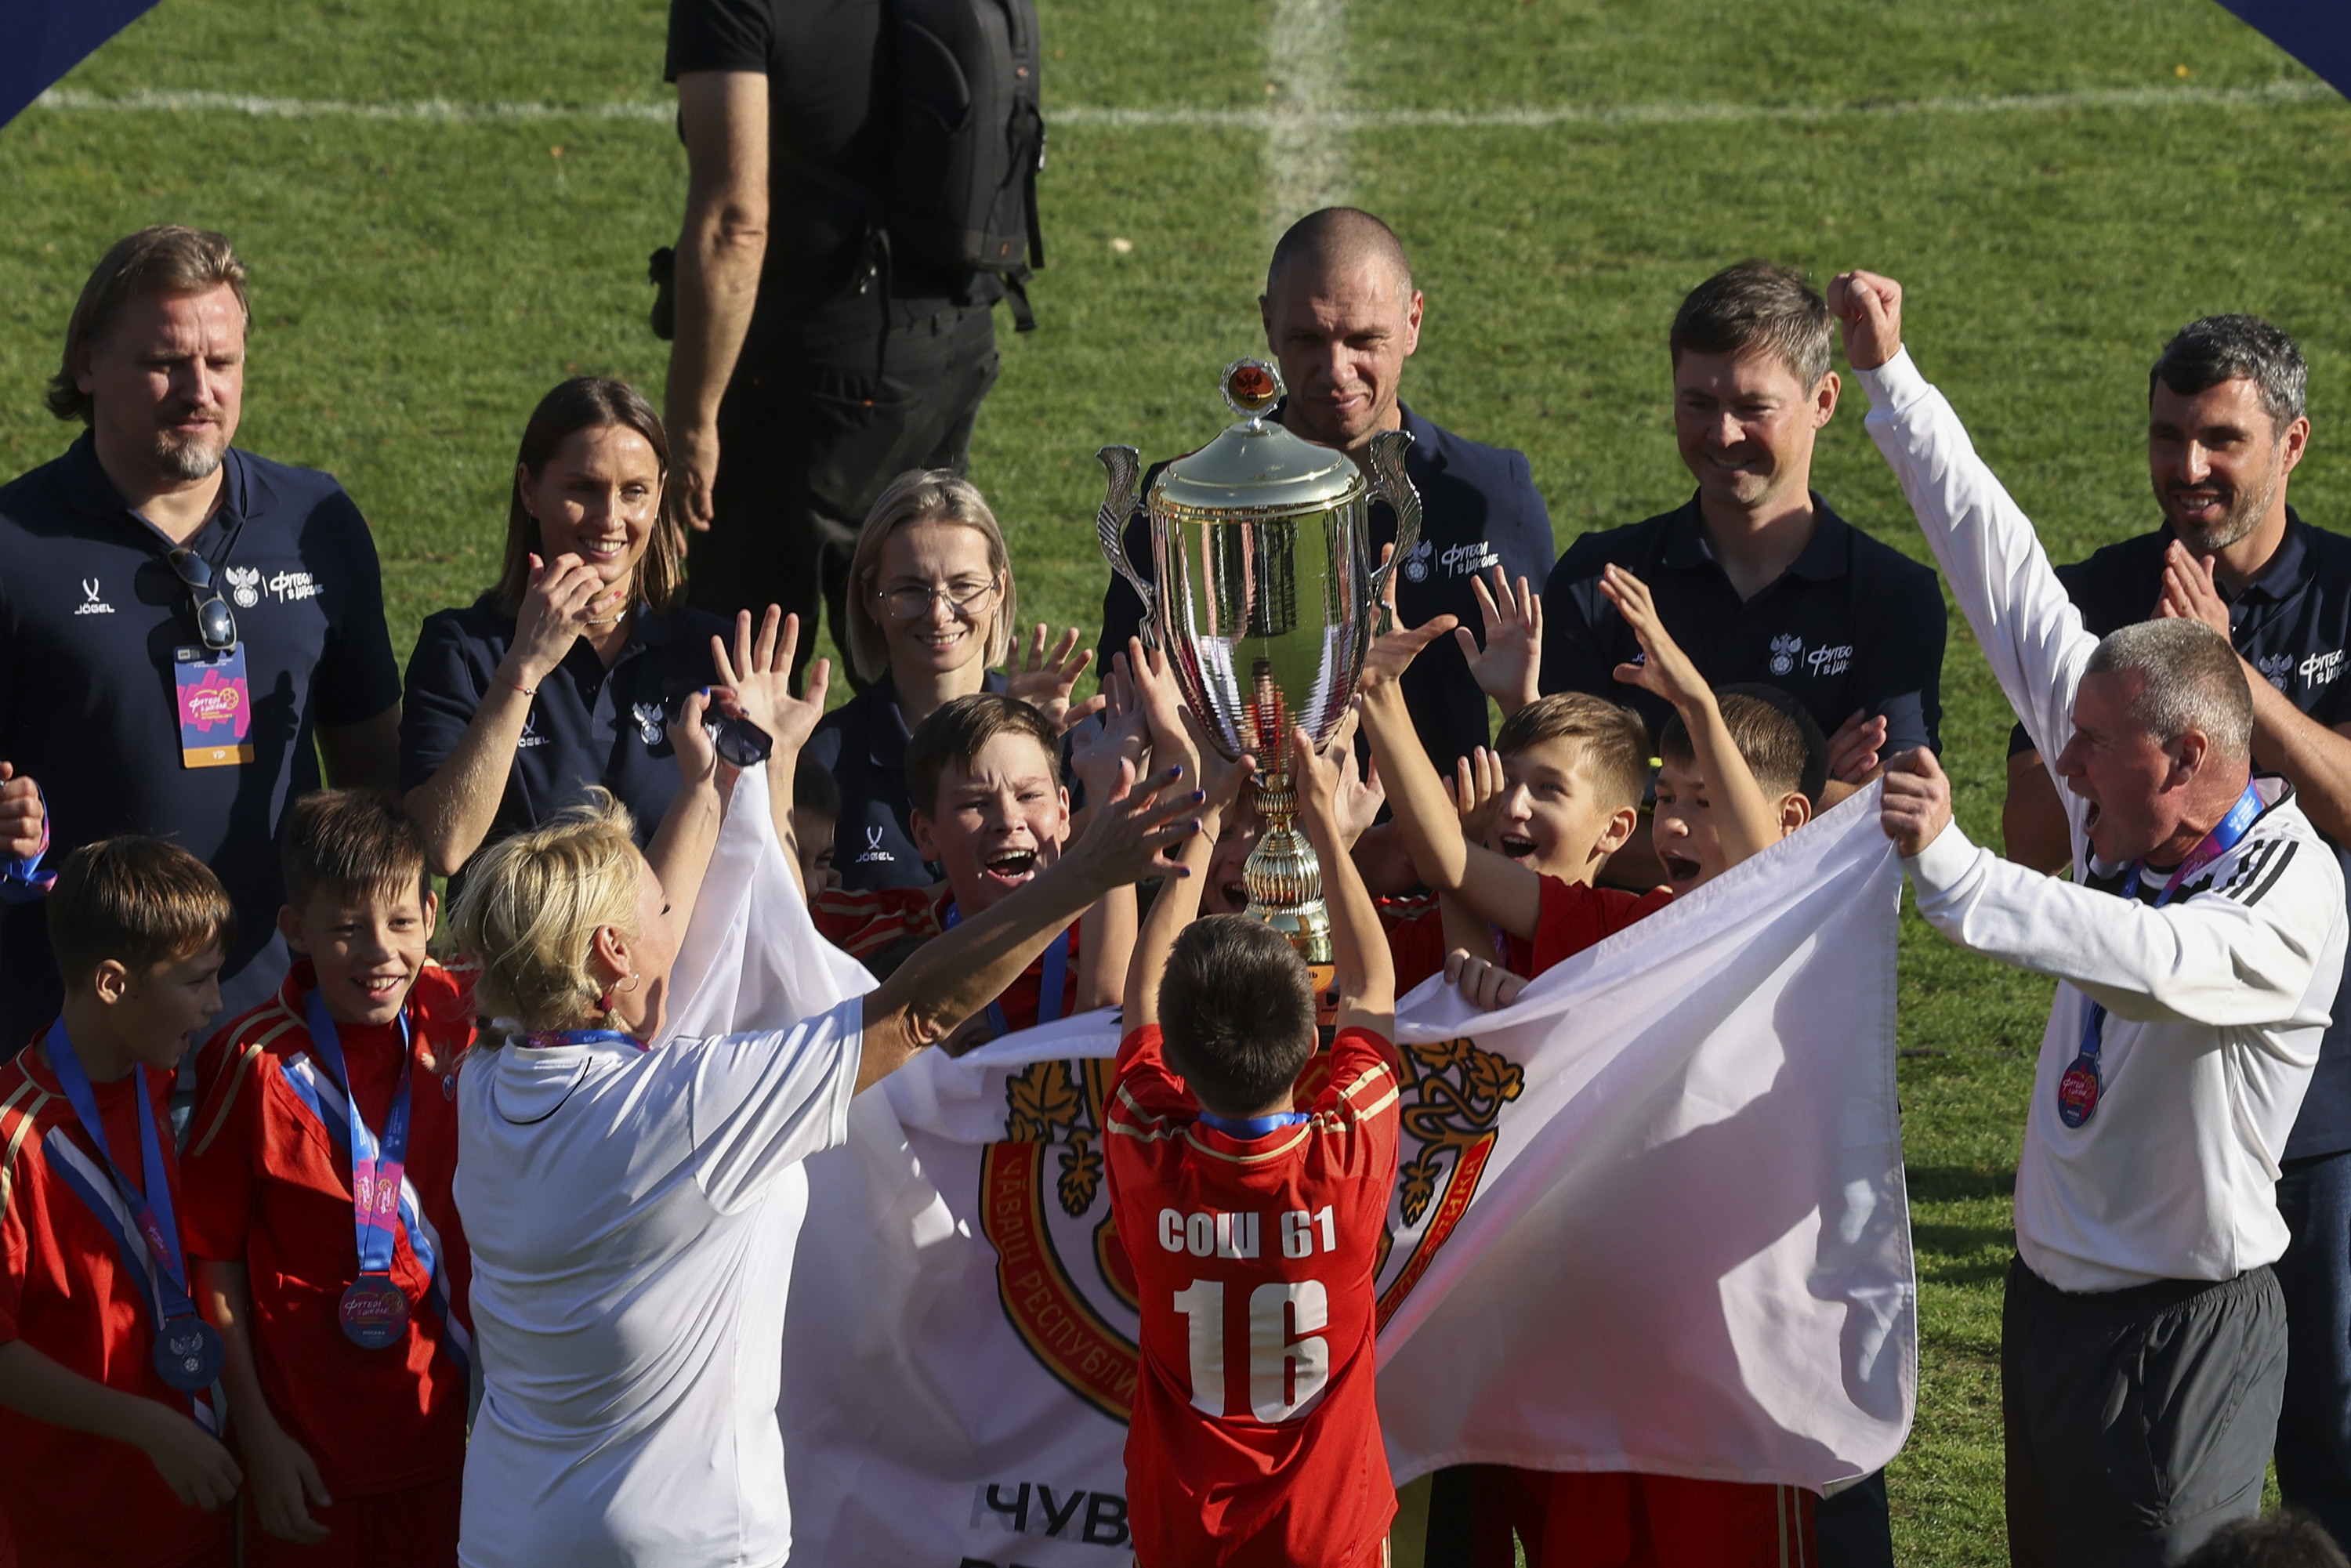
[1097,208,1555,778]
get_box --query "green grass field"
[5,0,2350,1559]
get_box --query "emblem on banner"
[977,1035,1524,1422]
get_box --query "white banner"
[672,775,1914,1566]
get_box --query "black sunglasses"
[666,690,773,769]
[166,549,237,653]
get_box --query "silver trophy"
[1097,359,1422,963]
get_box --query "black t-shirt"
[2010,511,2351,1161]
[1540,492,1947,755]
[665,0,979,313]
[399,594,728,861]
[0,435,403,1049]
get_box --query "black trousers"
[693,292,1001,681]
[2274,1149,2351,1550]
[2002,1255,2285,1567]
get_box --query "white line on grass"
[31,78,2337,131]
[1266,0,1349,232]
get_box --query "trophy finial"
[1222,358,1284,425]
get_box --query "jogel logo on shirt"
[857,826,895,864]
[517,712,548,749]
[225,567,262,609]
[74,578,114,616]
[1769,633,1802,676]
[976,1039,1522,1421]
[632,701,665,748]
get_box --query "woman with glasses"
[399,378,743,885]
[806,469,1098,892]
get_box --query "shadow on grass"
[1904,1165,2016,1203]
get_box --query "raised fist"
[1828,270,1904,372]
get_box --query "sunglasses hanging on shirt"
[166,548,237,652]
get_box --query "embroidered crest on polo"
[1401,538,1435,583]
[2258,653,2295,691]
[73,577,114,616]
[1769,633,1802,675]
[225,566,262,608]
[632,701,665,747]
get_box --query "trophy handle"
[1365,428,1422,617]
[1095,445,1154,620]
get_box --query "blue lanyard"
[304,991,413,1281]
[2078,780,2266,1065]
[943,903,1070,1036]
[1196,1108,1310,1139]
[520,1029,643,1050]
[42,1020,198,1326]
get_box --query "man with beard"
[2003,315,2351,1552]
[0,227,402,1056]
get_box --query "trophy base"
[1239,777,1334,965]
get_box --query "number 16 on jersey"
[1165,1205,1342,1423]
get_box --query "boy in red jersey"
[0,837,242,1567]
[813,691,1128,1032]
[183,791,474,1566]
[1109,717,1400,1568]
[1382,575,1821,1566]
[1367,565,1791,1003]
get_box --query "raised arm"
[1296,722,1395,1036]
[864,765,1203,1091]
[1601,564,1780,868]
[1835,270,2099,764]
[702,607,832,900]
[1357,612,1545,938]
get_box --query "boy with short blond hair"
[1110,721,1400,1567]
[0,836,241,1566]
[183,790,474,1566]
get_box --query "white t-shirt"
[455,1001,863,1567]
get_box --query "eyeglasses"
[666,691,774,769]
[873,576,998,621]
[167,549,237,652]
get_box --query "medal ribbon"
[2067,781,2266,1117]
[520,1028,643,1051]
[944,902,1070,1037]
[302,991,412,1287]
[41,1021,204,1336]
[1195,1108,1310,1138]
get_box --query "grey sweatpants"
[2002,1256,2286,1567]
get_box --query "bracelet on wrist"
[502,675,537,697]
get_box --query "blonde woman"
[806,469,1102,891]
[447,610,1199,1568]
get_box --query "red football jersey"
[1107,1024,1400,1568]
[1529,876,1673,977]
[0,1041,231,1568]
[812,885,1081,1030]
[181,961,475,1497]
[1380,894,1543,994]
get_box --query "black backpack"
[881,0,1046,328]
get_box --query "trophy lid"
[1152,360,1364,514]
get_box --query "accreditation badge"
[173,645,253,768]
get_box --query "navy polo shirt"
[806,669,1009,892]
[400,594,728,862]
[2010,510,2351,1161]
[1540,492,1947,755]
[1096,403,1556,772]
[0,434,403,1051]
